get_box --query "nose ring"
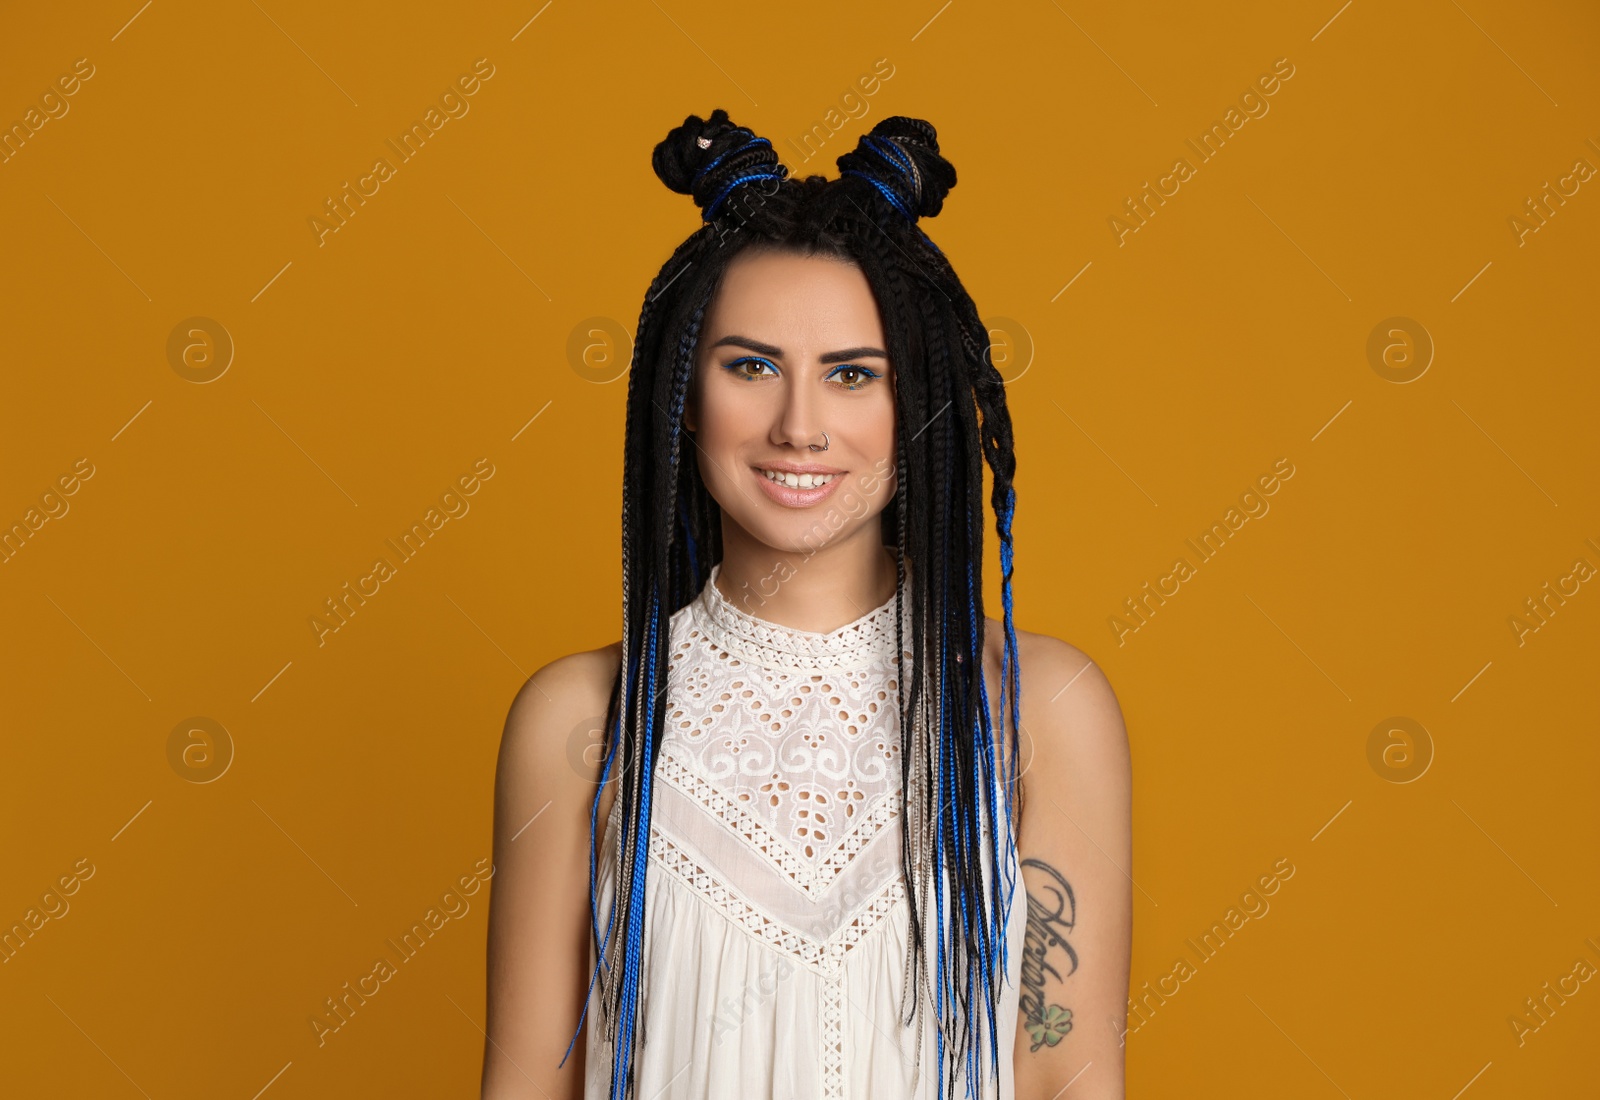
[809,431,829,452]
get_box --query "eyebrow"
[708,334,889,365]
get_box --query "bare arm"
[1011,637,1133,1100]
[481,646,620,1100]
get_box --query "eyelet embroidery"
[694,562,912,673]
[629,564,936,1099]
[650,827,902,1100]
[659,750,900,897]
[595,563,1028,1098]
[650,828,907,974]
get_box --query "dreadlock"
[564,107,1027,1100]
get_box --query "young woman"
[482,110,1132,1100]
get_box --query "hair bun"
[835,116,956,222]
[653,108,787,221]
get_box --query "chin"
[752,522,841,554]
[723,511,839,553]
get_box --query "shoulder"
[505,641,621,725]
[498,641,623,780]
[981,617,1128,776]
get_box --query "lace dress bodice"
[584,562,1026,1099]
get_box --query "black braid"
[580,109,1026,1100]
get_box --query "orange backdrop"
[2,1,1596,1096]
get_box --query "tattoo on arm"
[1019,857,1077,1053]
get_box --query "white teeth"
[761,468,835,489]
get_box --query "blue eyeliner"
[721,356,882,390]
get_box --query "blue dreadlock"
[566,108,1026,1100]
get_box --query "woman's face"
[684,248,898,557]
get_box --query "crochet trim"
[693,561,907,671]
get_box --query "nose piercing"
[809,431,829,452]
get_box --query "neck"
[712,534,901,634]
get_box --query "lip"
[752,464,846,508]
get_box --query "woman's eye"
[829,365,880,389]
[724,356,777,381]
[721,357,881,389]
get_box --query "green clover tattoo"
[1026,1004,1074,1052]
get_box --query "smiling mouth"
[755,467,841,490]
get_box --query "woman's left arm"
[1010,635,1133,1100]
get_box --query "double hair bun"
[653,108,957,223]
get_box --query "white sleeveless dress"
[585,562,1027,1099]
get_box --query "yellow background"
[2,0,1596,1096]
